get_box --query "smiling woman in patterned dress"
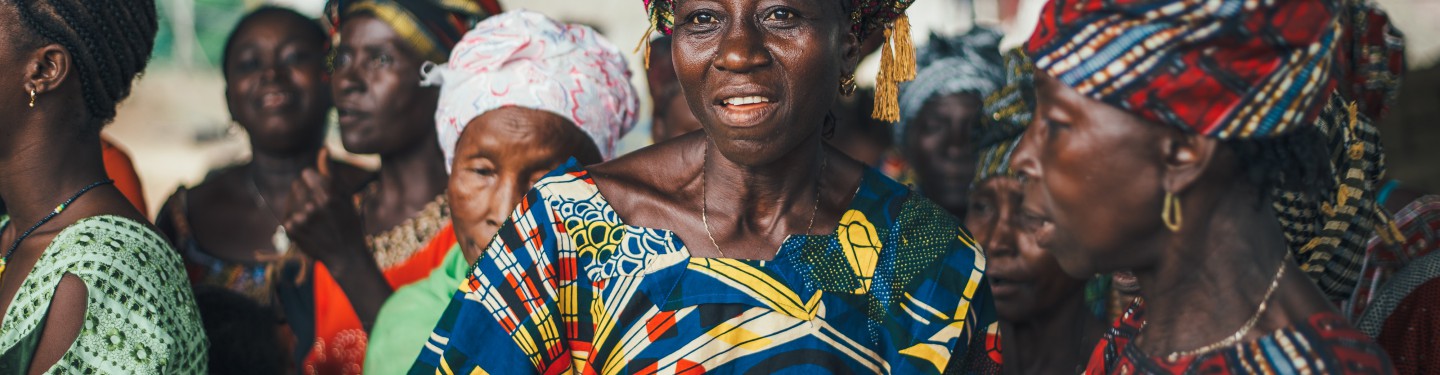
[407,0,994,373]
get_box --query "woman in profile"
[0,0,207,373]
[1010,0,1398,372]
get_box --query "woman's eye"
[766,9,796,20]
[333,52,352,69]
[234,59,261,73]
[471,168,496,177]
[689,13,717,24]
[1043,118,1067,136]
[371,54,394,68]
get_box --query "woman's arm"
[27,274,86,375]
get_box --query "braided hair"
[1227,127,1336,208]
[6,0,159,128]
[221,6,328,81]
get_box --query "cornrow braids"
[1228,126,1336,210]
[221,6,329,81]
[6,0,158,129]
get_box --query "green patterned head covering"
[973,48,1035,185]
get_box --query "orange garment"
[305,222,456,375]
[101,136,147,216]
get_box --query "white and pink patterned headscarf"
[423,10,639,171]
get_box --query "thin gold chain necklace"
[700,142,826,258]
[1145,251,1291,361]
[247,167,292,255]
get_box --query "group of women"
[0,0,1436,373]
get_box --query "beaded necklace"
[0,179,114,281]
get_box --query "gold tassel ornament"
[893,14,916,80]
[872,26,899,122]
[635,22,657,71]
[870,14,916,123]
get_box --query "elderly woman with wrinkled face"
[409,1,994,374]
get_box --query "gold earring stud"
[29,89,36,108]
[1162,191,1182,232]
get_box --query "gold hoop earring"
[840,74,857,96]
[29,89,36,108]
[1162,191,1183,232]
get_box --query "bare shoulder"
[587,133,704,201]
[28,274,87,375]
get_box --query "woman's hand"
[282,155,368,267]
[281,150,393,330]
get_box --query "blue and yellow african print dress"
[410,160,993,374]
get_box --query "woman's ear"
[841,31,862,76]
[26,44,70,95]
[1159,130,1221,194]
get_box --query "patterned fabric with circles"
[0,215,208,374]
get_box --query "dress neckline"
[578,159,896,264]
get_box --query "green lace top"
[0,215,208,374]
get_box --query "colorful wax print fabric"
[410,159,993,374]
[1085,300,1393,374]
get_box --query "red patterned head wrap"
[1026,0,1344,140]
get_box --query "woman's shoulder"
[585,133,699,197]
[850,167,965,244]
[27,215,208,373]
[46,215,176,267]
[40,215,195,300]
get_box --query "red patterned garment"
[1085,300,1394,374]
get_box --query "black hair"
[221,6,329,80]
[7,0,158,128]
[1225,126,1336,208]
[192,285,287,375]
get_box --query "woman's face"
[448,107,602,264]
[966,176,1088,321]
[224,12,330,155]
[907,93,982,218]
[332,15,440,155]
[1009,73,1173,277]
[671,0,857,165]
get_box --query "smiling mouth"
[722,96,772,106]
[259,92,294,110]
[713,96,777,128]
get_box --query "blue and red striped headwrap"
[1026,0,1343,140]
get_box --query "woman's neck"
[1002,292,1101,374]
[368,132,448,229]
[0,128,109,227]
[246,147,322,214]
[1132,186,1291,356]
[703,134,827,235]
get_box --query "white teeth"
[723,96,771,106]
